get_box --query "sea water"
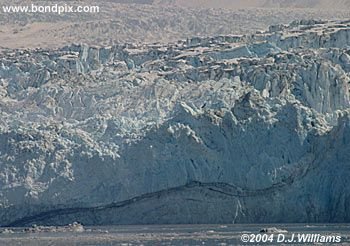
[0,224,349,245]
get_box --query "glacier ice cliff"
[0,20,350,226]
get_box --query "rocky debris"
[0,20,349,226]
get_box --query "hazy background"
[123,0,350,9]
[0,0,349,49]
[2,0,350,11]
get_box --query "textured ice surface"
[0,20,350,226]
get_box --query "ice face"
[0,20,350,226]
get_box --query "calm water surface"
[0,224,349,245]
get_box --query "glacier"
[0,19,350,226]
